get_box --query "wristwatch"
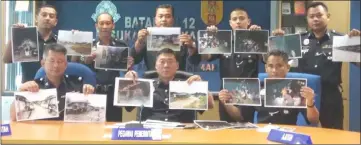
[307,100,315,108]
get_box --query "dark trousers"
[96,85,123,122]
[320,84,344,129]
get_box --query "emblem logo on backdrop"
[201,0,223,26]
[91,0,120,37]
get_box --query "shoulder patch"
[330,30,344,36]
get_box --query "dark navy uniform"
[292,30,344,129]
[35,75,85,120]
[21,32,57,83]
[75,38,129,122]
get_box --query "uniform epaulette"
[329,29,343,36]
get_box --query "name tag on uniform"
[111,128,162,141]
[267,129,312,144]
[1,124,12,136]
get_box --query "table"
[1,121,360,144]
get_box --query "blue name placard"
[1,124,12,136]
[267,129,313,144]
[111,128,162,141]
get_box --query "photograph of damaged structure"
[223,78,261,106]
[114,78,153,107]
[11,27,39,62]
[64,93,107,122]
[15,89,59,121]
[169,81,208,110]
[197,30,232,54]
[150,34,180,51]
[234,29,269,54]
[94,45,129,71]
[57,30,93,56]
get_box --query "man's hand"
[219,89,231,104]
[179,32,194,47]
[249,25,261,31]
[300,86,315,105]
[186,75,202,85]
[348,29,360,37]
[19,81,39,92]
[127,56,134,70]
[207,25,218,32]
[83,84,95,95]
[137,29,148,43]
[124,70,138,84]
[12,23,26,28]
[272,29,285,36]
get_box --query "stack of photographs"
[147,27,181,52]
[64,92,107,122]
[223,78,261,106]
[14,89,59,121]
[197,30,232,54]
[94,45,129,71]
[57,30,93,56]
[11,27,39,63]
[169,81,208,110]
[234,29,269,54]
[114,78,154,107]
[332,35,360,62]
[194,120,234,131]
[269,34,302,59]
[264,78,307,108]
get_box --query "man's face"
[96,13,115,38]
[42,50,67,78]
[155,53,179,79]
[155,8,174,27]
[307,5,330,32]
[229,10,250,30]
[265,55,290,78]
[36,7,58,30]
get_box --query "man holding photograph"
[272,2,360,129]
[132,4,200,71]
[219,50,319,125]
[9,43,95,121]
[203,8,264,122]
[124,48,214,123]
[3,5,58,83]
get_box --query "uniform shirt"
[294,30,343,86]
[239,88,309,125]
[35,75,85,120]
[133,78,199,123]
[131,44,201,71]
[21,32,57,83]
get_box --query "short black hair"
[229,7,249,19]
[306,2,329,15]
[43,43,67,59]
[265,50,289,63]
[156,48,177,61]
[155,4,174,17]
[96,12,114,23]
[36,4,57,17]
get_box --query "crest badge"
[201,1,223,26]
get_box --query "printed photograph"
[332,36,360,62]
[14,89,59,121]
[114,78,154,107]
[57,30,93,56]
[197,30,232,54]
[194,120,234,131]
[147,27,181,51]
[264,78,307,108]
[223,78,261,106]
[269,34,302,58]
[11,27,39,63]
[234,30,269,54]
[94,45,129,71]
[169,81,208,110]
[64,93,107,122]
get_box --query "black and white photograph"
[264,78,307,108]
[147,27,181,51]
[94,45,129,71]
[332,35,360,62]
[14,89,59,121]
[234,29,269,54]
[197,30,232,54]
[11,26,39,63]
[114,78,154,107]
[169,81,208,110]
[269,34,302,58]
[64,92,107,122]
[223,78,261,106]
[57,30,93,56]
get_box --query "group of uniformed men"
[3,2,360,130]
